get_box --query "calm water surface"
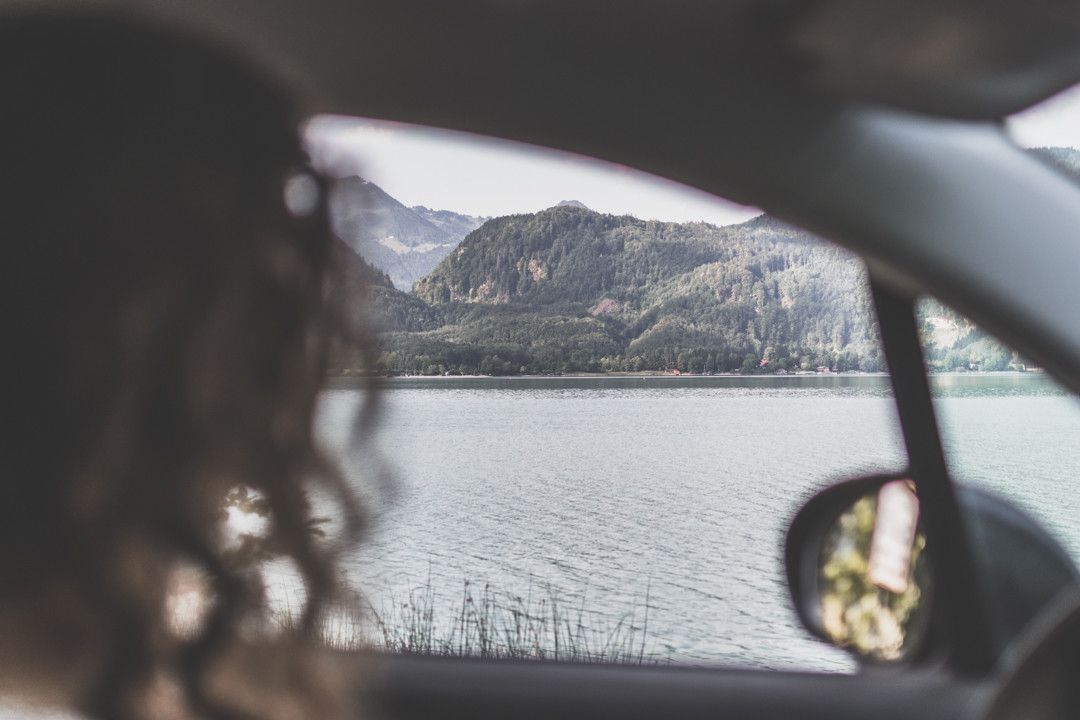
[315,374,1080,671]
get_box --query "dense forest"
[333,205,1028,376]
[916,299,1023,372]
[335,207,884,375]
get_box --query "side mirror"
[786,474,1080,664]
[786,475,931,662]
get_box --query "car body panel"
[372,655,984,720]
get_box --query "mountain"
[412,205,488,242]
[328,178,485,290]
[1028,146,1080,184]
[355,149,1080,376]
[370,205,882,375]
[324,237,440,377]
[556,199,590,210]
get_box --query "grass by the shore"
[275,577,667,664]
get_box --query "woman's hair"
[0,12,370,720]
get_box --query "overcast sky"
[1006,83,1080,148]
[305,84,1080,225]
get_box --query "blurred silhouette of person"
[0,11,371,720]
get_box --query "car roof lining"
[115,0,1080,122]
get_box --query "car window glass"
[302,116,912,672]
[917,298,1080,560]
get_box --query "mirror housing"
[786,473,1080,664]
[785,474,932,662]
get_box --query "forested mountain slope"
[341,147,1077,376]
[372,206,882,375]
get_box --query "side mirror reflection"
[786,475,933,663]
[817,480,930,661]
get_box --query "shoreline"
[327,370,1045,384]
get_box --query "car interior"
[5,1,1080,719]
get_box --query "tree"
[740,353,760,374]
[943,349,968,371]
[982,347,1010,371]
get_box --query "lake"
[313,373,1080,671]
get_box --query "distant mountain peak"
[329,178,489,289]
[333,175,408,207]
[556,199,590,210]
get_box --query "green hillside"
[337,147,1079,376]
[365,206,884,375]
